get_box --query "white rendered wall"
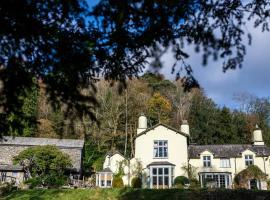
[135,125,188,178]
[189,149,270,185]
[103,153,125,174]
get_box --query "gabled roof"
[0,165,23,171]
[136,123,189,139]
[98,167,113,173]
[188,144,270,158]
[0,136,84,149]
[105,150,125,158]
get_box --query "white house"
[96,115,270,190]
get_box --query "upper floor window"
[245,155,254,166]
[154,140,168,158]
[203,156,211,167]
[220,158,230,168]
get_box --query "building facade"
[0,136,84,185]
[97,115,270,190]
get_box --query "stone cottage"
[0,136,84,185]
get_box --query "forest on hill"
[4,72,270,172]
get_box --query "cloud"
[159,25,270,108]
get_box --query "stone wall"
[0,145,82,171]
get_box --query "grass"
[2,188,270,200]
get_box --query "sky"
[88,0,270,108]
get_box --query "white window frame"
[153,140,168,158]
[203,156,211,167]
[245,155,254,166]
[220,158,230,168]
[149,165,174,189]
[96,172,113,188]
[200,173,232,189]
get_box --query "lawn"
[2,188,270,200]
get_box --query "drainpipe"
[262,156,266,174]
[234,157,237,174]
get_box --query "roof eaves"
[136,123,189,139]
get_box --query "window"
[153,140,168,158]
[151,166,173,189]
[245,155,254,166]
[200,173,231,188]
[0,172,7,182]
[12,172,18,178]
[220,158,230,168]
[203,156,211,167]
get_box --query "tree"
[1,0,270,136]
[148,92,172,124]
[13,145,72,187]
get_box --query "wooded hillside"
[4,73,270,172]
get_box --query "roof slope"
[0,136,84,148]
[136,123,189,138]
[188,144,270,158]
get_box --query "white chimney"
[253,124,264,146]
[181,120,190,135]
[137,114,147,134]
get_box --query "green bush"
[131,177,142,188]
[13,145,71,188]
[174,176,189,186]
[112,176,124,188]
[0,182,16,197]
[189,178,200,189]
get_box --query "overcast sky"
[88,0,270,108]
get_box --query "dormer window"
[153,140,168,158]
[245,155,254,166]
[203,156,211,167]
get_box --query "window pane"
[164,176,169,187]
[220,175,225,188]
[158,176,163,186]
[153,176,157,185]
[164,168,169,175]
[158,168,163,175]
[164,147,168,157]
[153,168,157,175]
[159,147,163,157]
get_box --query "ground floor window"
[0,172,7,182]
[149,166,174,189]
[249,179,261,190]
[199,173,231,189]
[96,172,113,188]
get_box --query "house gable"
[136,123,189,139]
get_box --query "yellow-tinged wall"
[135,125,189,178]
[189,149,270,181]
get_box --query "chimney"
[253,124,264,146]
[181,120,190,135]
[137,114,147,134]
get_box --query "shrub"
[174,176,189,186]
[13,145,71,188]
[0,182,16,197]
[131,177,142,188]
[189,178,200,189]
[112,176,124,188]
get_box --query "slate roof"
[136,123,189,138]
[188,144,270,158]
[0,165,23,171]
[99,167,113,173]
[105,150,124,157]
[147,161,176,167]
[0,136,84,148]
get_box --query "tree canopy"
[0,0,269,135]
[13,145,72,187]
